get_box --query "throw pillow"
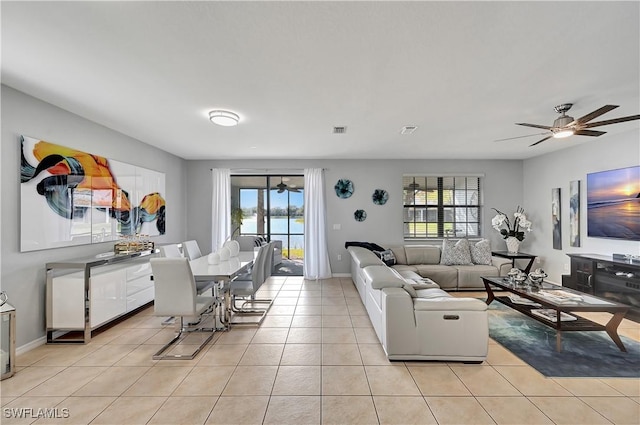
[373,249,397,266]
[440,238,473,265]
[470,239,492,265]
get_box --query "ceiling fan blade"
[574,129,606,137]
[493,132,549,142]
[516,123,553,130]
[571,105,619,125]
[529,135,553,147]
[582,115,640,128]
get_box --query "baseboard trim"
[17,336,46,355]
[332,273,351,278]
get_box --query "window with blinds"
[403,175,481,239]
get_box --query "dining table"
[188,251,255,330]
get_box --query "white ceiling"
[2,1,639,161]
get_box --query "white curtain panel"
[211,168,231,253]
[303,168,332,280]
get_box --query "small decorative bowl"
[514,274,527,286]
[528,268,548,285]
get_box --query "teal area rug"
[487,302,640,377]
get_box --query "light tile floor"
[2,277,639,424]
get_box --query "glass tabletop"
[484,276,619,308]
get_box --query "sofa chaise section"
[361,265,488,362]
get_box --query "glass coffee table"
[482,276,630,352]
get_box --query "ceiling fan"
[499,104,640,147]
[276,177,301,193]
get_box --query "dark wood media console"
[562,253,640,322]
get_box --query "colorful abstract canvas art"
[20,135,166,252]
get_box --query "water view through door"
[231,175,304,274]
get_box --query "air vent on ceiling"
[400,126,418,135]
[332,126,347,134]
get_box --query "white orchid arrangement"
[491,206,532,241]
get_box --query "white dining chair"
[234,235,264,252]
[158,243,182,258]
[229,243,272,325]
[182,240,202,261]
[150,257,216,360]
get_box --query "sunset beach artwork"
[587,165,640,241]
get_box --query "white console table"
[46,249,158,344]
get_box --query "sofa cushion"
[440,239,473,265]
[492,257,513,276]
[388,246,408,265]
[391,264,419,274]
[414,297,488,311]
[469,239,492,265]
[373,249,397,266]
[414,288,450,299]
[454,264,500,288]
[405,245,441,265]
[363,265,405,290]
[414,265,458,289]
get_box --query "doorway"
[230,175,304,275]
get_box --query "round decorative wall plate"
[372,189,388,205]
[335,179,354,199]
[354,209,367,222]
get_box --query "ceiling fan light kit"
[553,129,575,139]
[507,103,640,147]
[276,177,301,193]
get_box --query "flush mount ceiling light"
[209,110,239,126]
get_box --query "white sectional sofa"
[387,244,512,290]
[347,245,493,362]
[348,243,511,293]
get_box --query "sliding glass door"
[230,175,304,261]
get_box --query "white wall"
[186,159,524,274]
[523,129,640,284]
[1,86,188,348]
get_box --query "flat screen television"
[587,165,640,241]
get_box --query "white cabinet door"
[127,283,155,311]
[90,268,127,328]
[126,262,152,284]
[49,272,85,329]
[125,262,154,311]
